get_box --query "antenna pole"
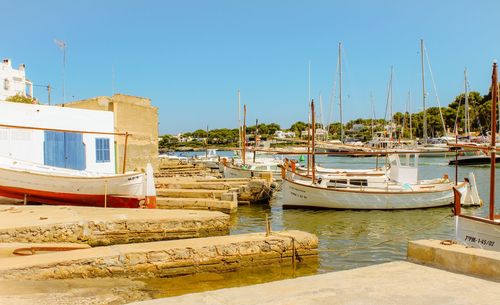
[421,39,427,144]
[47,84,51,105]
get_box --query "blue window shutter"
[44,131,65,168]
[64,132,86,170]
[96,138,110,163]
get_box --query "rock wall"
[0,206,229,246]
[0,231,318,280]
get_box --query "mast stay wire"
[341,44,354,116]
[423,44,448,137]
[327,52,340,134]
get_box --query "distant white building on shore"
[300,128,328,138]
[274,130,296,139]
[0,58,33,100]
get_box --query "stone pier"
[407,239,500,280]
[0,205,229,246]
[0,230,318,280]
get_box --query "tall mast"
[307,61,312,175]
[308,60,311,106]
[489,62,497,221]
[339,42,344,143]
[238,90,241,150]
[389,66,393,139]
[319,94,325,140]
[464,68,470,138]
[370,92,375,139]
[408,90,413,140]
[307,110,311,176]
[205,124,209,159]
[242,104,247,165]
[421,39,428,144]
[253,119,258,163]
[311,99,316,183]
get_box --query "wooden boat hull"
[281,178,467,210]
[223,165,282,181]
[0,167,146,208]
[449,156,500,166]
[455,215,500,251]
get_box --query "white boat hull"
[223,165,282,181]
[455,216,500,251]
[281,178,467,210]
[0,159,148,208]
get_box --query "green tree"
[6,94,36,104]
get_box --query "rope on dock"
[318,213,452,254]
[13,246,89,256]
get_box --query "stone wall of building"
[64,94,159,172]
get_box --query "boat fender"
[291,160,296,172]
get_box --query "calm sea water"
[146,151,499,298]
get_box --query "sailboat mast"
[464,68,470,138]
[238,90,241,150]
[389,66,393,139]
[242,104,247,165]
[421,39,428,144]
[253,119,258,163]
[311,99,316,183]
[489,62,497,221]
[205,125,209,159]
[307,110,311,176]
[370,92,375,139]
[339,42,344,143]
[409,90,413,140]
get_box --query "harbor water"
[146,151,499,298]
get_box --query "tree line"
[160,87,497,149]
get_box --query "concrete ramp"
[129,261,499,305]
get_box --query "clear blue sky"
[2,0,500,134]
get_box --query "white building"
[0,100,117,173]
[0,59,33,101]
[274,130,296,139]
[300,128,328,138]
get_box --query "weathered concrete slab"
[156,197,237,213]
[0,205,229,246]
[408,239,500,280]
[0,277,148,305]
[129,261,499,305]
[0,230,318,280]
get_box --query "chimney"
[2,58,11,67]
[18,64,25,71]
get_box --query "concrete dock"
[129,261,499,305]
[0,205,229,246]
[0,230,318,280]
[155,176,273,213]
[408,239,500,280]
